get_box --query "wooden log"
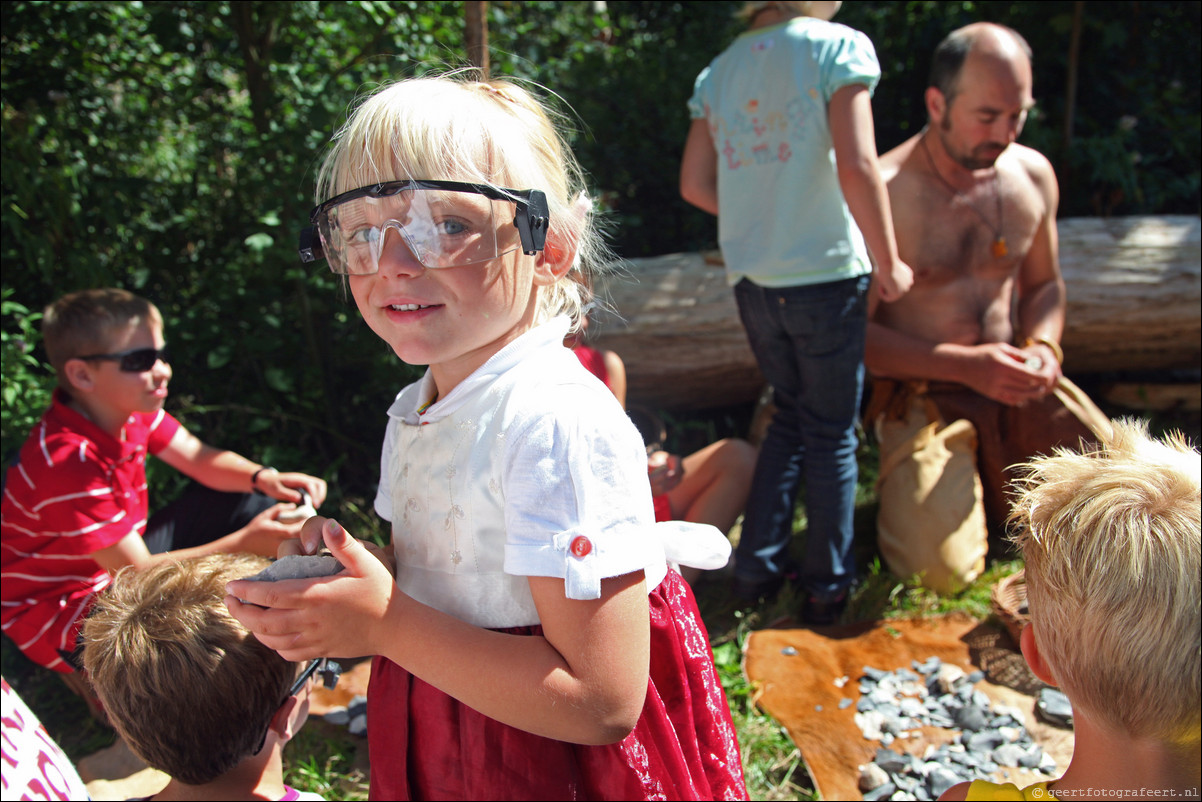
[592,216,1200,412]
[1059,216,1201,373]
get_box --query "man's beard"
[939,116,1007,171]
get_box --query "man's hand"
[964,342,1059,406]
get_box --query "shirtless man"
[868,22,1061,404]
[866,23,1100,554]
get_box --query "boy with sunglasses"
[1,288,327,677]
[83,554,332,800]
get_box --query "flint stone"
[914,656,943,675]
[862,782,896,801]
[992,743,1024,767]
[1037,687,1074,728]
[859,762,890,792]
[880,714,914,735]
[839,697,853,710]
[856,710,885,740]
[863,666,889,681]
[931,663,968,695]
[927,766,964,797]
[966,730,1005,752]
[324,706,349,725]
[954,704,989,731]
[874,748,911,774]
[1018,744,1044,769]
[247,554,345,582]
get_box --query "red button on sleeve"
[569,535,592,558]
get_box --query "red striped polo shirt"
[1,390,179,672]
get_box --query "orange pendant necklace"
[922,133,1007,259]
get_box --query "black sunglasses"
[290,657,342,698]
[76,346,170,373]
[255,657,343,755]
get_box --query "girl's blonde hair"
[737,1,840,23]
[315,73,605,331]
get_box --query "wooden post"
[465,1,489,79]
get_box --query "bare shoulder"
[1006,143,1058,199]
[879,134,921,185]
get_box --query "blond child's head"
[82,554,298,786]
[42,288,162,391]
[314,73,604,331]
[737,1,842,23]
[1008,418,1200,745]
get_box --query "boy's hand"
[647,451,684,496]
[225,518,398,661]
[233,504,307,557]
[258,470,328,508]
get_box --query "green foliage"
[2,2,1197,498]
[0,289,54,459]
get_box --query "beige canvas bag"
[874,393,988,594]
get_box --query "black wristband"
[251,466,275,491]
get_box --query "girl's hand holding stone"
[225,518,398,662]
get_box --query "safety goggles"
[298,180,549,275]
[76,346,169,372]
[289,657,342,698]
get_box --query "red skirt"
[366,569,748,800]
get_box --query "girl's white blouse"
[373,318,730,629]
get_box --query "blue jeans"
[733,275,869,601]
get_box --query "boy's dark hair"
[42,288,160,386]
[82,554,296,786]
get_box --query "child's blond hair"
[315,73,605,331]
[41,288,161,389]
[82,554,296,785]
[1008,418,1201,744]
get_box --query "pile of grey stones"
[838,657,1061,800]
[324,694,369,737]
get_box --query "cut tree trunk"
[591,215,1200,411]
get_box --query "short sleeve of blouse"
[500,386,664,600]
[687,64,714,120]
[819,25,881,100]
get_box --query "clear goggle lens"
[312,184,540,275]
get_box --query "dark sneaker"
[801,591,848,626]
[731,573,784,602]
[730,563,801,603]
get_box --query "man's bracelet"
[1023,336,1063,366]
[251,466,276,490]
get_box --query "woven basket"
[991,569,1030,647]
